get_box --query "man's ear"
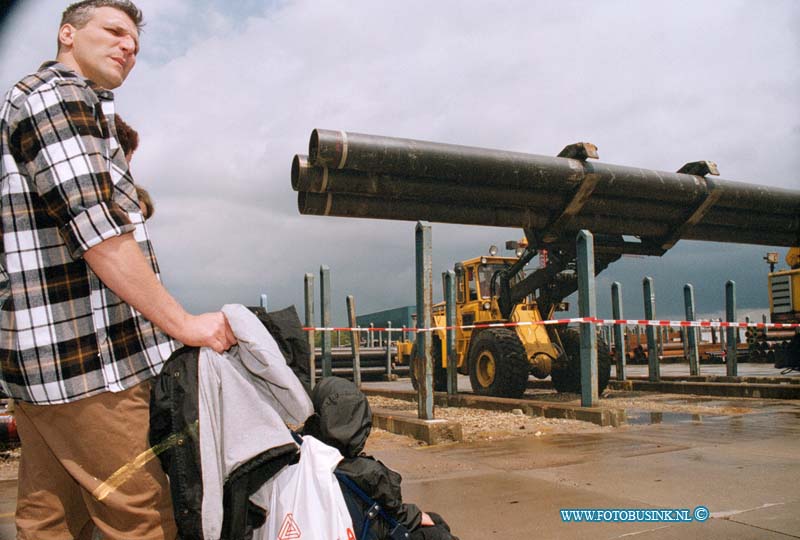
[58,24,76,49]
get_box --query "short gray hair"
[61,0,143,29]
[58,0,143,51]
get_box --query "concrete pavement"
[360,365,800,538]
[375,403,800,539]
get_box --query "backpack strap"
[292,432,410,540]
[334,472,410,540]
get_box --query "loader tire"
[551,328,612,394]
[468,328,530,398]
[410,338,448,392]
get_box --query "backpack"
[336,471,411,540]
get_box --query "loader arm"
[496,232,647,320]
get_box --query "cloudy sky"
[1,0,798,325]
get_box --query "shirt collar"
[39,60,115,100]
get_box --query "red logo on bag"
[278,513,302,540]
[346,528,356,540]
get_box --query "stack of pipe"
[312,347,408,378]
[292,129,800,247]
[747,328,797,363]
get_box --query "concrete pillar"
[726,280,738,377]
[320,265,332,378]
[684,284,700,376]
[444,269,458,395]
[643,277,660,382]
[304,273,316,389]
[577,230,598,407]
[385,321,393,379]
[611,282,626,381]
[415,222,434,419]
[346,295,361,387]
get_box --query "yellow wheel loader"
[767,247,800,371]
[399,244,612,398]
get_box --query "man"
[0,1,236,538]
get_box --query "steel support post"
[680,327,688,363]
[444,270,458,395]
[416,222,434,419]
[744,316,750,343]
[346,295,361,387]
[320,265,332,378]
[260,293,268,310]
[304,273,316,389]
[611,282,626,381]
[385,321,393,379]
[577,230,598,407]
[726,280,738,376]
[719,318,728,360]
[643,277,660,382]
[684,284,700,376]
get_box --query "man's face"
[59,6,140,89]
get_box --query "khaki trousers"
[14,381,176,540]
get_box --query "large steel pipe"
[299,191,548,230]
[309,130,705,205]
[298,129,800,246]
[293,156,799,233]
[309,129,800,215]
[297,191,798,246]
[294,154,565,213]
[587,161,800,215]
[687,224,798,247]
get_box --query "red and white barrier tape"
[594,319,798,329]
[303,318,799,333]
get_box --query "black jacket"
[302,377,423,538]
[149,305,311,540]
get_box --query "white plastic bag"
[251,435,355,540]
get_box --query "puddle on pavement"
[624,409,800,438]
[660,397,726,406]
[624,410,725,425]
[656,397,786,410]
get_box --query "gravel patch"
[367,396,611,445]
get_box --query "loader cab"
[453,265,493,302]
[767,248,800,325]
[454,256,525,311]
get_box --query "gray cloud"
[1,0,797,325]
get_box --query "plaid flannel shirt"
[0,62,176,405]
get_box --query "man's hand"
[420,512,434,526]
[177,312,237,353]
